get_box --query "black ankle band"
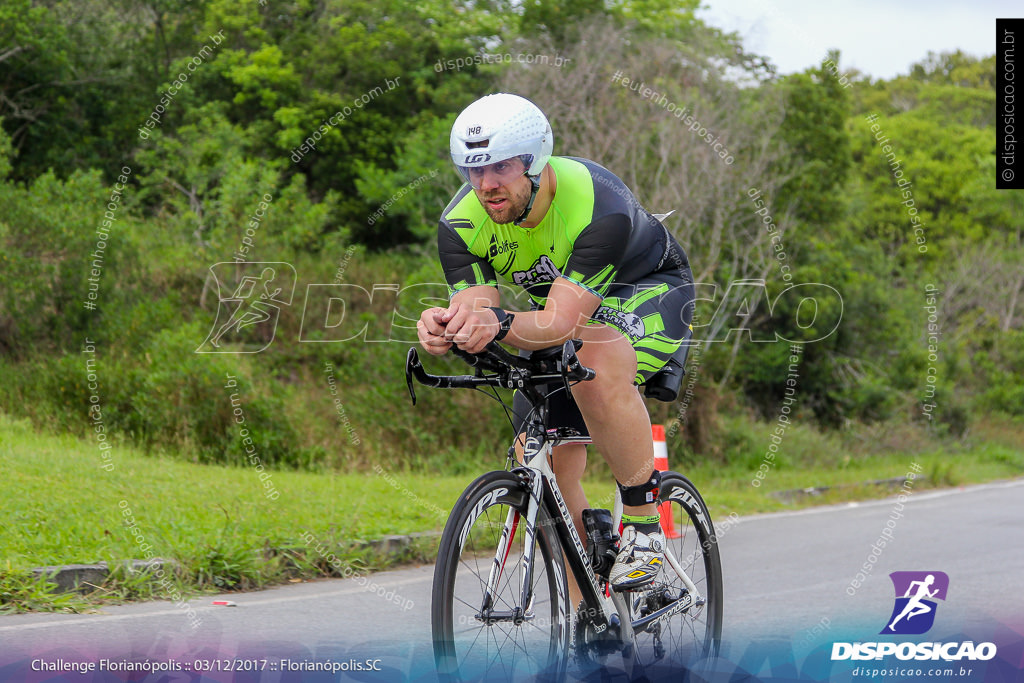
[616,470,661,507]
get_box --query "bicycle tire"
[432,470,571,682]
[627,470,723,675]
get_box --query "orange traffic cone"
[652,424,680,538]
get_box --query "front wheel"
[628,471,724,674]
[431,471,570,682]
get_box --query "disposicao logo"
[831,571,997,662]
[882,570,948,635]
[196,262,296,353]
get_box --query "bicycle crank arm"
[609,589,636,643]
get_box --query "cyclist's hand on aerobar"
[417,307,454,356]
[426,302,501,355]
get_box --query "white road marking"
[0,574,432,633]
[732,478,1024,522]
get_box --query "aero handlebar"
[405,340,596,406]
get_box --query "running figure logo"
[197,262,296,353]
[881,571,949,635]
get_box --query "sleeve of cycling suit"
[437,222,498,297]
[561,213,631,298]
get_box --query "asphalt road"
[2,478,1022,680]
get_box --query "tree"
[0,0,180,181]
[772,51,852,227]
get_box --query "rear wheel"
[627,471,723,675]
[432,471,570,682]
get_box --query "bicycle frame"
[476,395,707,647]
[408,342,711,657]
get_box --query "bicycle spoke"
[452,594,482,613]
[462,621,489,661]
[486,622,514,679]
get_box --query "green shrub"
[0,569,87,614]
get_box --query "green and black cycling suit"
[438,156,694,437]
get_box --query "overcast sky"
[697,0,1010,80]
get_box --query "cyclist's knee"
[513,437,587,482]
[574,330,638,390]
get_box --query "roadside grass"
[2,411,1021,613]
[682,440,1024,520]
[0,412,465,613]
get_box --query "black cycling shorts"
[511,263,694,440]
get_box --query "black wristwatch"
[488,307,515,341]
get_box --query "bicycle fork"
[479,464,570,623]
[476,461,615,644]
[478,507,520,619]
[476,465,556,627]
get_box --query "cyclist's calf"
[514,437,589,540]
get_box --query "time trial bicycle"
[405,340,722,681]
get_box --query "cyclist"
[417,93,695,591]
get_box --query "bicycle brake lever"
[405,347,420,405]
[561,339,596,383]
[560,341,576,396]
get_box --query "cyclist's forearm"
[504,309,584,350]
[450,286,499,311]
[503,280,600,350]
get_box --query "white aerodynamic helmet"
[450,93,553,183]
